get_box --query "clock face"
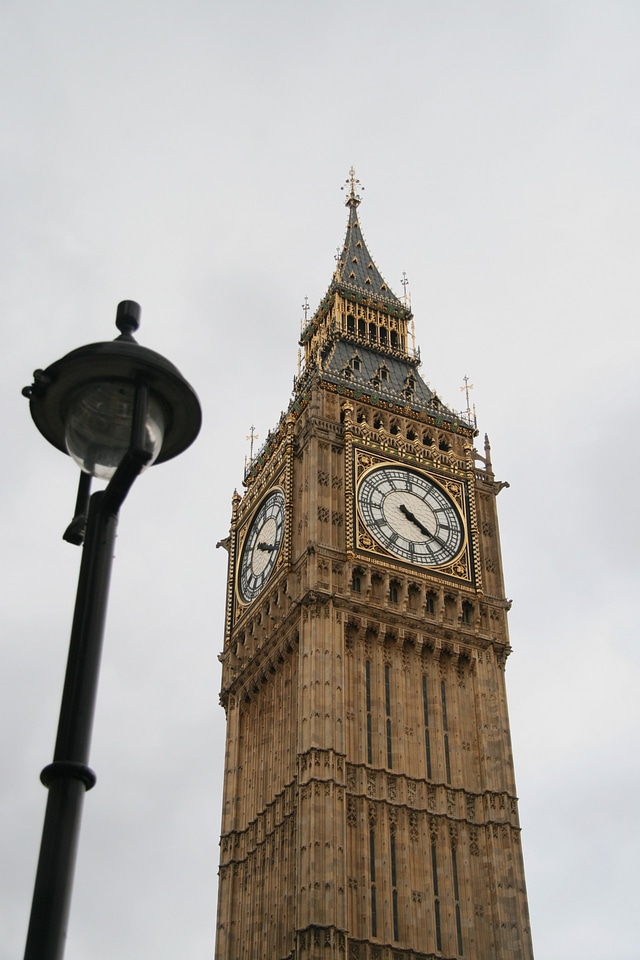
[357,465,464,566]
[238,489,286,603]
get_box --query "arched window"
[347,314,355,333]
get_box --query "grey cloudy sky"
[1,2,639,958]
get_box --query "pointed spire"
[333,168,405,310]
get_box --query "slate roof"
[319,339,462,421]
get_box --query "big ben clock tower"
[215,172,534,960]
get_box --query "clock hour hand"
[257,540,278,552]
[399,503,431,537]
[399,504,449,548]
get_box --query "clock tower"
[215,173,534,960]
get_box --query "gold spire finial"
[341,166,363,207]
[460,376,476,426]
[401,271,410,308]
[300,296,310,338]
[300,296,311,338]
[246,425,259,463]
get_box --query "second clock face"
[238,488,285,603]
[357,465,464,566]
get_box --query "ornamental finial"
[341,165,363,207]
[245,425,259,463]
[460,376,477,429]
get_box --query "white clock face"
[238,489,285,603]
[358,465,463,566]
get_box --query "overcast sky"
[1,2,639,958]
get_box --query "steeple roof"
[332,170,406,312]
[244,175,475,483]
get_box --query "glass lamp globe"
[65,381,166,480]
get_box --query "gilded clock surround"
[225,414,296,631]
[342,397,481,591]
[352,449,472,581]
[237,486,286,604]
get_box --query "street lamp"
[21,300,201,960]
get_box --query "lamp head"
[23,301,201,479]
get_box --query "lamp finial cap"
[116,301,141,340]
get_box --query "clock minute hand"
[399,504,449,549]
[257,540,278,552]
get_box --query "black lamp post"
[21,300,201,960]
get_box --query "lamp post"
[21,300,201,960]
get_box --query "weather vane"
[302,296,310,325]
